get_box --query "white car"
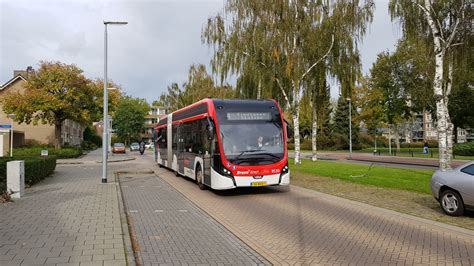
[430,161,474,216]
[145,142,153,149]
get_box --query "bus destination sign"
[227,112,271,121]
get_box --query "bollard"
[7,160,25,199]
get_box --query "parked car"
[130,142,140,151]
[430,161,474,216]
[112,143,126,154]
[145,142,153,149]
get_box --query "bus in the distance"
[154,98,291,190]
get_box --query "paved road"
[118,172,268,265]
[138,153,474,265]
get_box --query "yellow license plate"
[251,181,267,187]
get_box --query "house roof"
[0,74,27,91]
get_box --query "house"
[0,67,84,151]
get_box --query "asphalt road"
[133,152,474,265]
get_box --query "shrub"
[0,156,57,193]
[358,133,374,149]
[454,141,474,156]
[13,146,82,159]
[81,141,98,150]
[83,126,102,147]
[400,140,439,148]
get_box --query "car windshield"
[131,143,139,146]
[114,143,125,147]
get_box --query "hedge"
[454,141,474,156]
[0,156,57,193]
[13,147,82,159]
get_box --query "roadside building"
[0,67,84,152]
[142,105,166,144]
[380,111,473,144]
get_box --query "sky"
[0,0,401,103]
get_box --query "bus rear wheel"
[196,166,206,190]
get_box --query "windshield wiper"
[233,149,264,161]
[257,152,281,160]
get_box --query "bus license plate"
[251,181,267,187]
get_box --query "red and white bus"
[154,99,291,190]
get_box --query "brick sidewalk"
[118,172,268,265]
[0,159,127,265]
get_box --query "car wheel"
[440,189,465,216]
[196,165,206,190]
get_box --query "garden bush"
[81,140,98,151]
[0,156,57,193]
[83,126,102,147]
[454,141,474,156]
[13,146,82,159]
[400,140,438,148]
[287,134,362,151]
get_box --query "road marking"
[178,210,188,212]
[129,210,138,213]
[154,210,164,213]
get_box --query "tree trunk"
[434,50,450,170]
[311,101,317,161]
[257,78,262,100]
[421,0,451,170]
[394,124,400,151]
[445,56,454,167]
[293,108,301,165]
[54,121,62,149]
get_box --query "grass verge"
[289,158,433,194]
[289,158,474,230]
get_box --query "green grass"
[289,158,434,194]
[359,147,474,160]
[290,148,474,160]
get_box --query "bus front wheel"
[196,165,206,190]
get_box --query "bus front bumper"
[211,168,290,190]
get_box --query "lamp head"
[104,21,128,25]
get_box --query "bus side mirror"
[206,124,214,140]
[285,121,293,141]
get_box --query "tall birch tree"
[390,0,472,170]
[203,0,374,164]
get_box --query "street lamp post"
[346,97,352,159]
[102,21,127,184]
[7,114,16,157]
[108,115,112,154]
[388,125,392,156]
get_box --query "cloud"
[57,32,87,56]
[1,0,399,102]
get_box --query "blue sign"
[0,125,12,129]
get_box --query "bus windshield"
[216,109,284,165]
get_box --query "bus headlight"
[223,168,231,175]
[282,163,289,174]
